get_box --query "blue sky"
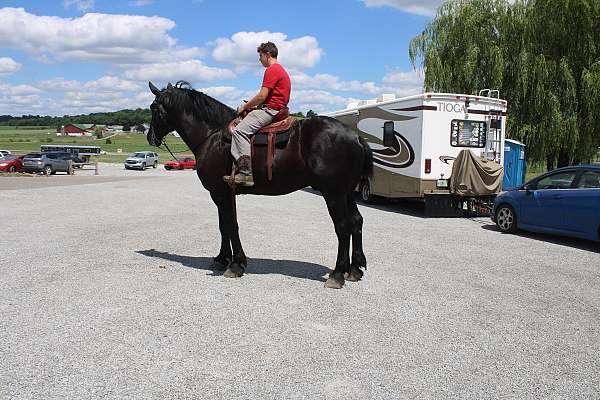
[0,0,444,116]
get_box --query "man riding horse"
[227,41,291,187]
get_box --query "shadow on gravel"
[301,187,426,218]
[481,224,600,253]
[136,249,330,282]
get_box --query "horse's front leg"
[221,193,247,278]
[210,192,232,270]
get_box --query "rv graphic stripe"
[391,105,437,112]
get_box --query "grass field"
[0,126,192,163]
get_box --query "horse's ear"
[167,82,173,91]
[149,81,161,96]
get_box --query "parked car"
[22,152,76,175]
[492,164,600,242]
[164,157,196,170]
[124,151,159,170]
[0,154,24,173]
[0,149,12,158]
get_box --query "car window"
[577,171,600,188]
[536,171,578,189]
[133,152,145,158]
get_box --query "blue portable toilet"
[503,139,526,190]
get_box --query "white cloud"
[287,89,360,114]
[292,72,380,95]
[362,0,515,17]
[0,8,203,64]
[211,31,323,70]
[128,0,153,6]
[362,0,442,17]
[0,82,45,115]
[0,82,41,96]
[0,57,22,76]
[122,60,236,83]
[37,76,140,93]
[381,68,423,96]
[64,0,95,12]
[197,86,243,105]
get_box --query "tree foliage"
[410,0,600,168]
[0,108,152,128]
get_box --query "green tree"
[306,110,317,118]
[410,0,600,169]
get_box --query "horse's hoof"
[223,264,244,278]
[324,277,344,289]
[344,267,364,282]
[212,260,229,271]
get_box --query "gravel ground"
[1,164,599,399]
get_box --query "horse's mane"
[168,81,235,128]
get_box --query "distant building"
[61,124,96,136]
[106,125,124,132]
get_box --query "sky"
[0,0,445,117]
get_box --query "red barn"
[61,124,95,136]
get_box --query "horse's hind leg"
[322,192,352,289]
[346,196,366,282]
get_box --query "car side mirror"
[523,184,534,192]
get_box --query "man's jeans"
[231,107,278,162]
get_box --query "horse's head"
[147,81,176,146]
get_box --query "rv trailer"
[324,91,507,216]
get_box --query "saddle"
[226,107,297,181]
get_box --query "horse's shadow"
[136,249,330,282]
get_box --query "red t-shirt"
[261,63,291,110]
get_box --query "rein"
[157,126,222,161]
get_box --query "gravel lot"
[1,164,599,399]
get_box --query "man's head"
[257,42,278,67]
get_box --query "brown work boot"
[223,155,254,186]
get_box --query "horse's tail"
[359,136,373,179]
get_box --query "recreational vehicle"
[325,91,507,216]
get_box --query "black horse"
[147,81,373,289]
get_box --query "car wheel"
[359,179,373,203]
[153,161,158,168]
[8,165,16,173]
[142,162,146,170]
[495,204,518,233]
[43,165,52,176]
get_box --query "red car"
[0,155,25,173]
[164,157,196,170]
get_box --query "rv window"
[383,121,395,147]
[450,119,486,148]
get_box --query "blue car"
[492,164,600,242]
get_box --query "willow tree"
[410,0,600,169]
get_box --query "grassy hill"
[0,126,191,163]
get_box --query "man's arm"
[239,87,270,114]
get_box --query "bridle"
[151,124,222,161]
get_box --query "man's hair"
[257,42,278,58]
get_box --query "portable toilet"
[503,139,526,190]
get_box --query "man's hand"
[236,104,245,116]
